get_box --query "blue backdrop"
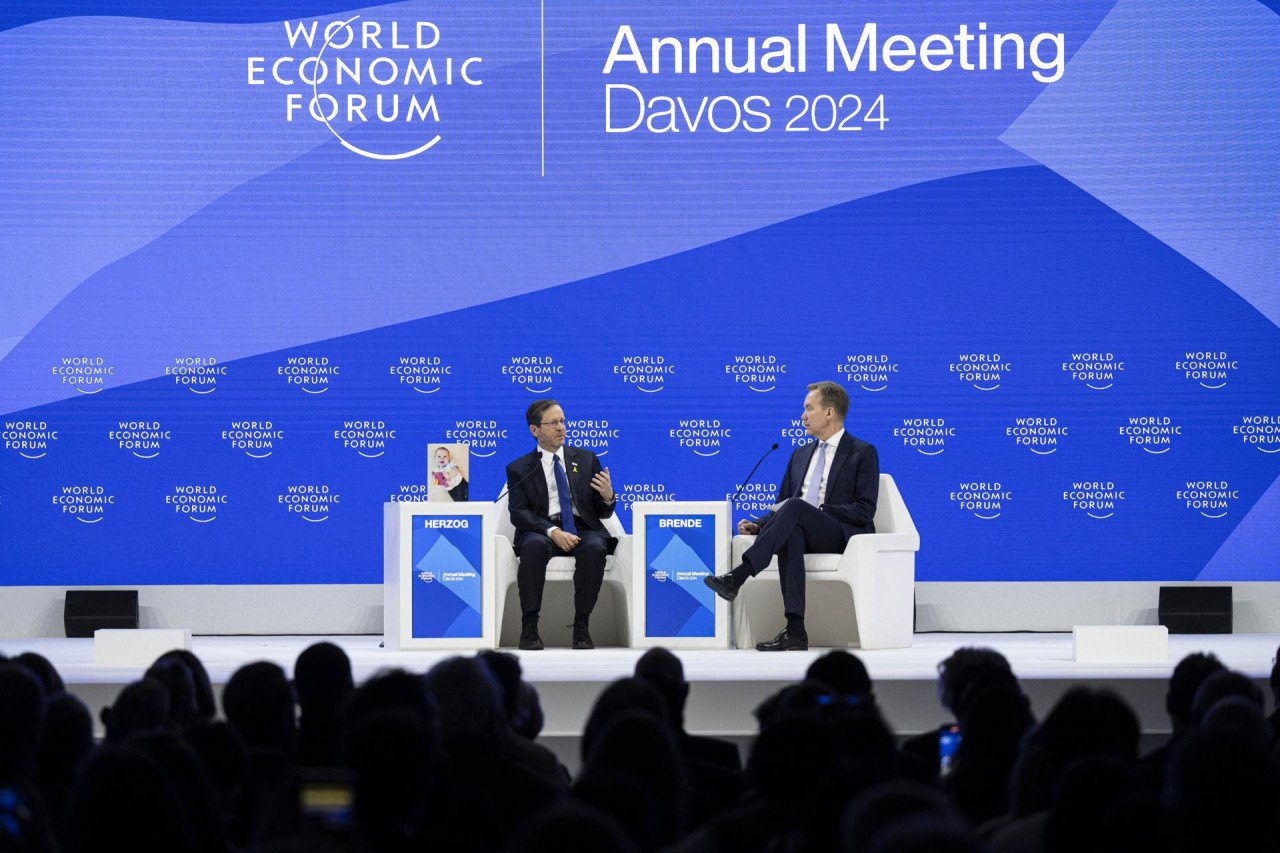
[1,0,1277,585]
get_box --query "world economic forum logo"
[4,421,58,460]
[1177,481,1238,519]
[248,15,485,160]
[950,353,1010,391]
[951,482,1010,520]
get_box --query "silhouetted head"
[1009,687,1139,818]
[807,650,873,698]
[1190,670,1264,726]
[347,707,438,835]
[347,668,435,729]
[1044,756,1140,853]
[577,709,688,849]
[937,647,1017,717]
[634,647,689,729]
[748,716,848,803]
[294,641,353,714]
[129,728,229,853]
[102,677,170,743]
[64,744,195,853]
[222,661,295,754]
[15,652,64,695]
[1271,644,1280,703]
[477,649,544,740]
[754,679,837,730]
[841,781,957,853]
[1201,695,1270,742]
[154,650,216,722]
[1165,729,1280,850]
[37,691,94,788]
[1166,652,1225,732]
[0,663,46,780]
[503,802,640,853]
[424,656,504,744]
[183,719,248,809]
[582,677,668,761]
[145,655,198,730]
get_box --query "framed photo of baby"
[427,443,470,502]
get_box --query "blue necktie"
[803,442,828,506]
[553,454,577,535]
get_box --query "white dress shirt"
[540,447,577,532]
[800,428,845,507]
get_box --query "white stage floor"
[5,633,1276,747]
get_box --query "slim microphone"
[494,451,551,503]
[729,443,779,504]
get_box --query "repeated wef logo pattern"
[2,335,1274,584]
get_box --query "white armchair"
[730,473,918,650]
[493,493,633,647]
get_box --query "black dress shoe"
[704,573,742,602]
[755,628,808,652]
[519,623,544,650]
[571,622,594,650]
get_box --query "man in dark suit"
[705,381,878,651]
[506,399,617,650]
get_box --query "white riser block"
[1073,625,1168,664]
[94,629,192,666]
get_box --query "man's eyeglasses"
[539,419,566,428]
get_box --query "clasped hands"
[548,468,615,551]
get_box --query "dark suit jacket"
[505,445,615,537]
[755,432,879,539]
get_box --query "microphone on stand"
[728,443,779,505]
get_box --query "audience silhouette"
[4,642,1279,853]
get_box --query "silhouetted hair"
[0,663,46,779]
[634,647,690,729]
[576,709,688,850]
[64,744,195,853]
[102,677,170,743]
[937,647,1017,717]
[347,668,435,728]
[37,691,93,797]
[145,656,198,730]
[1190,669,1264,726]
[184,719,248,813]
[478,649,544,740]
[1167,652,1226,729]
[129,728,230,853]
[155,650,216,722]
[222,661,296,754]
[748,716,848,802]
[807,650,872,697]
[582,677,667,761]
[526,399,561,426]
[424,656,504,743]
[15,652,64,695]
[1166,730,1279,850]
[294,641,353,711]
[1201,695,1270,742]
[807,380,850,419]
[754,680,837,730]
[1271,643,1280,700]
[841,781,957,853]
[347,708,438,840]
[503,802,641,853]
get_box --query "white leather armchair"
[730,473,918,650]
[493,493,633,647]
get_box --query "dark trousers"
[515,524,608,618]
[742,498,847,618]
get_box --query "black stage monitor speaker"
[1158,586,1232,634]
[64,590,139,638]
